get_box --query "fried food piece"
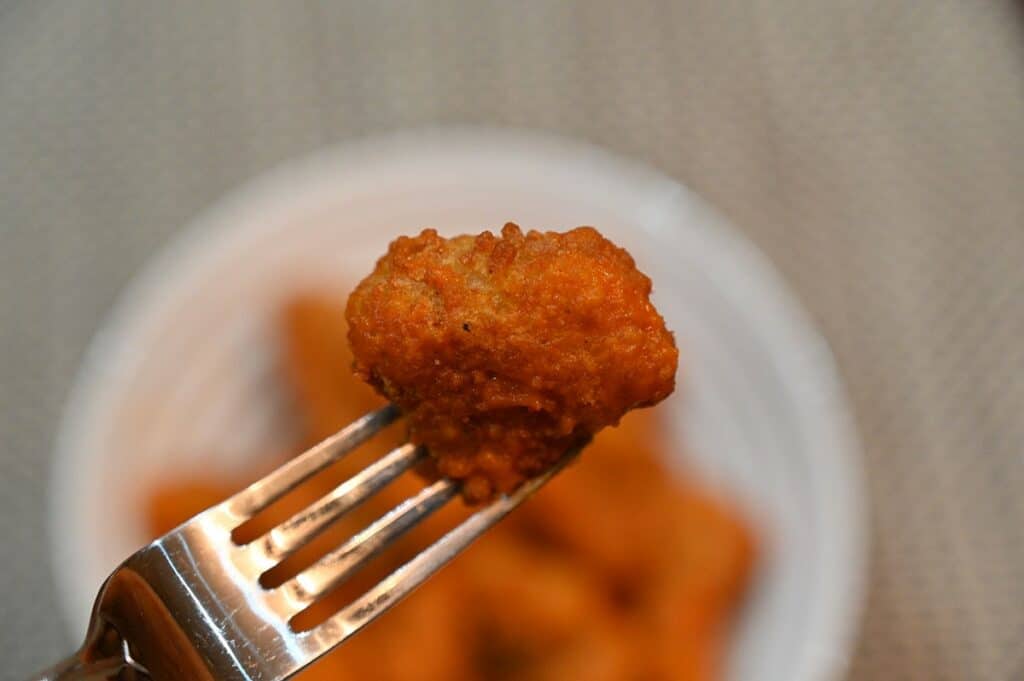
[346,223,678,501]
[458,536,631,681]
[623,488,757,681]
[460,536,608,649]
[517,410,757,681]
[516,409,688,580]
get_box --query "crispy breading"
[346,223,678,501]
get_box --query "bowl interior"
[51,128,865,681]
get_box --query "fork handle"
[30,652,147,681]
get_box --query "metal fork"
[36,405,580,681]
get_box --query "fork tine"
[277,477,459,613]
[225,405,399,520]
[248,442,426,565]
[304,445,582,649]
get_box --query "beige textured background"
[2,2,1023,679]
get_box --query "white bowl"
[50,127,866,681]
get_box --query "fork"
[36,405,581,680]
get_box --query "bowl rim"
[49,125,868,680]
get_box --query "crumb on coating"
[345,223,678,502]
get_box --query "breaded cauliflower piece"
[346,223,677,501]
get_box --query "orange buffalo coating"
[346,224,679,501]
